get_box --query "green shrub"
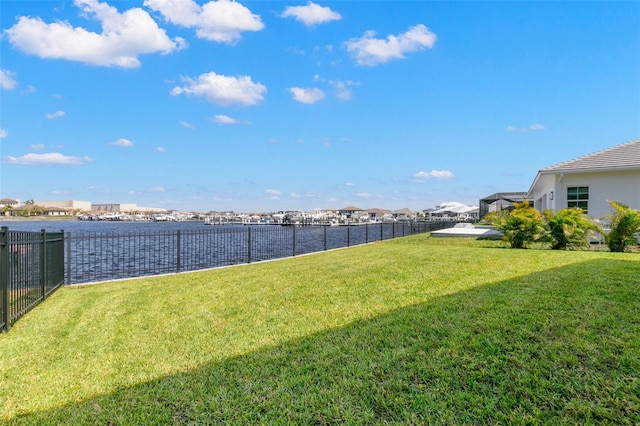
[543,208,601,250]
[605,201,640,252]
[486,201,546,249]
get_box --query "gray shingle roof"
[541,139,640,173]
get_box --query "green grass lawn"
[1,235,638,425]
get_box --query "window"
[567,186,588,214]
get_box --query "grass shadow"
[8,259,640,425]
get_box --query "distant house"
[337,206,364,218]
[45,207,69,216]
[0,198,20,215]
[365,208,391,220]
[527,139,640,219]
[392,208,417,221]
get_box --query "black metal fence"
[65,221,455,285]
[1,227,65,332]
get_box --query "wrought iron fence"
[65,221,455,285]
[1,227,65,332]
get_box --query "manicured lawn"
[1,235,638,424]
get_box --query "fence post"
[247,227,252,263]
[1,227,9,332]
[40,229,46,300]
[65,232,71,285]
[176,230,181,273]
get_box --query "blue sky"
[1,1,639,213]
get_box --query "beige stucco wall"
[530,170,640,219]
[35,200,92,210]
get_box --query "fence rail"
[1,227,65,332]
[65,221,455,285]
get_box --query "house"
[391,208,417,221]
[527,139,640,219]
[365,208,391,221]
[0,198,20,215]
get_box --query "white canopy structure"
[429,202,479,221]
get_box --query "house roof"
[392,208,416,215]
[527,138,640,197]
[540,138,640,173]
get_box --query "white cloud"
[266,189,281,196]
[155,146,166,153]
[110,138,134,147]
[413,170,455,182]
[345,24,436,66]
[290,193,301,198]
[356,192,374,198]
[45,110,65,119]
[150,186,165,193]
[0,69,18,90]
[172,72,266,107]
[180,120,195,129]
[4,0,185,68]
[212,114,246,125]
[2,152,93,165]
[145,0,264,44]
[30,144,45,150]
[281,2,342,27]
[0,129,7,139]
[288,87,325,104]
[506,124,546,133]
[330,79,357,100]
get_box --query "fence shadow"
[9,259,640,424]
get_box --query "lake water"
[1,220,420,284]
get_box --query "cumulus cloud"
[2,152,93,165]
[345,24,436,66]
[3,0,185,68]
[0,129,7,139]
[506,124,546,133]
[45,110,65,119]
[288,87,325,104]
[412,170,455,183]
[172,72,266,106]
[0,69,18,90]
[330,79,358,100]
[212,114,246,125]
[109,138,134,147]
[281,2,342,27]
[144,0,264,44]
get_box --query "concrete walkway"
[430,223,503,239]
